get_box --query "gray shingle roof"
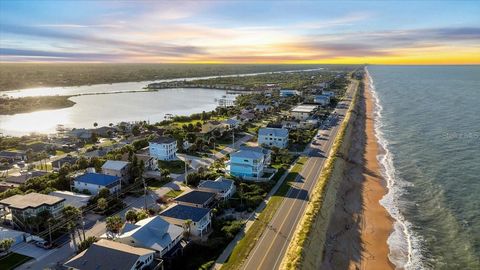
[198,178,234,193]
[0,193,64,210]
[160,204,210,222]
[102,160,130,171]
[150,136,176,144]
[174,190,215,205]
[258,127,289,137]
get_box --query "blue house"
[229,147,268,179]
[73,172,121,195]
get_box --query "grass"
[165,189,184,198]
[220,156,307,270]
[146,178,170,190]
[281,79,359,270]
[34,163,52,171]
[158,160,186,174]
[0,253,32,270]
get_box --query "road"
[241,80,358,270]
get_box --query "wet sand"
[321,79,394,270]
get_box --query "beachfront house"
[112,216,183,258]
[280,89,299,97]
[290,104,318,121]
[73,172,121,195]
[198,177,236,200]
[149,137,177,161]
[314,95,331,106]
[229,147,270,178]
[258,127,289,149]
[0,193,65,229]
[102,160,131,183]
[65,239,158,270]
[159,204,211,237]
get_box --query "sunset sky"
[1,1,479,64]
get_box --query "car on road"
[35,240,53,249]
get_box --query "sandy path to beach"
[321,79,394,270]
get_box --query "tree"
[136,210,149,221]
[62,206,81,251]
[125,209,138,223]
[78,236,97,252]
[183,219,192,239]
[97,198,108,213]
[93,122,98,128]
[97,188,110,199]
[0,238,14,253]
[105,215,123,238]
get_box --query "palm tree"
[0,238,14,254]
[105,215,123,238]
[62,206,81,251]
[93,122,98,128]
[125,210,137,223]
[183,219,192,239]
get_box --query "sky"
[0,1,479,64]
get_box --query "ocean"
[367,66,480,270]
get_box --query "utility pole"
[48,221,52,244]
[142,177,147,211]
[232,132,235,150]
[81,216,86,241]
[184,157,188,186]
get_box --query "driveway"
[12,242,56,261]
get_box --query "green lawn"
[158,160,186,174]
[221,157,307,270]
[146,178,170,190]
[165,189,184,198]
[0,253,32,270]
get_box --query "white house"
[113,216,183,258]
[149,137,177,161]
[258,127,289,149]
[102,160,130,183]
[314,95,331,106]
[64,239,157,270]
[198,177,236,200]
[159,204,211,237]
[73,173,121,195]
[290,104,318,121]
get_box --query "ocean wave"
[365,67,426,270]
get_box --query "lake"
[0,88,226,136]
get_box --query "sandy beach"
[321,78,394,270]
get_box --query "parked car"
[35,240,53,249]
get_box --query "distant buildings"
[0,193,65,228]
[280,89,299,97]
[290,104,318,121]
[51,155,77,171]
[174,190,216,208]
[229,146,270,178]
[0,150,27,162]
[160,204,211,237]
[198,177,236,201]
[149,137,177,161]
[113,216,183,258]
[64,239,157,270]
[73,172,121,195]
[254,104,272,112]
[322,90,335,98]
[258,127,289,149]
[314,95,331,106]
[223,117,241,130]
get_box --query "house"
[67,128,92,140]
[322,90,335,98]
[113,216,183,258]
[314,95,331,106]
[239,146,272,165]
[229,147,268,178]
[149,137,177,161]
[198,177,236,200]
[136,154,158,171]
[51,155,78,171]
[4,170,48,185]
[64,239,157,270]
[254,104,272,112]
[223,118,241,130]
[238,112,255,122]
[102,160,131,183]
[174,190,216,208]
[258,127,289,149]
[83,148,108,158]
[0,150,27,162]
[0,193,65,229]
[280,89,299,97]
[49,191,91,209]
[281,120,300,130]
[159,204,211,237]
[290,104,318,121]
[201,121,227,134]
[73,172,121,195]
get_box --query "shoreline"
[321,76,394,269]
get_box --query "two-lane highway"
[241,80,358,270]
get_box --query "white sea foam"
[365,67,426,270]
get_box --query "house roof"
[291,104,318,113]
[102,160,130,171]
[230,149,265,160]
[51,155,77,168]
[258,127,289,137]
[198,178,235,193]
[224,118,240,126]
[118,216,183,252]
[160,204,210,222]
[0,193,64,210]
[239,146,272,156]
[0,150,26,158]
[174,190,215,205]
[75,173,120,186]
[150,136,176,144]
[49,191,91,209]
[64,239,155,270]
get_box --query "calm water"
[0,88,226,136]
[368,66,480,269]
